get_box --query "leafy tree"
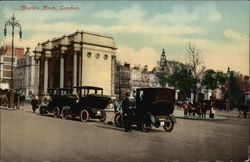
[216,71,227,86]
[166,63,192,90]
[227,72,245,107]
[156,60,193,89]
[155,72,168,87]
[202,69,217,90]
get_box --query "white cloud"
[22,22,203,36]
[1,34,52,53]
[223,30,248,42]
[204,42,248,75]
[117,46,159,70]
[193,3,221,22]
[93,4,145,25]
[150,2,221,24]
[150,5,199,24]
[149,35,248,75]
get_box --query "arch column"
[43,49,52,95]
[60,54,65,88]
[43,57,48,94]
[73,51,77,93]
[34,57,40,96]
[72,41,81,94]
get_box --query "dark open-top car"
[115,88,176,132]
[60,86,111,122]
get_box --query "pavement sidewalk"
[2,104,247,121]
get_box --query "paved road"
[0,105,248,162]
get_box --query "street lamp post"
[4,14,22,90]
[226,67,231,112]
[160,49,167,88]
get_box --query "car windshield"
[78,88,103,96]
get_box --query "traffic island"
[174,111,229,121]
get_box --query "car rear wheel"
[2,95,8,107]
[39,106,45,115]
[53,107,60,118]
[80,109,89,122]
[154,121,160,128]
[163,119,174,132]
[61,107,69,120]
[99,112,106,122]
[114,113,123,127]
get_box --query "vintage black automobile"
[39,88,77,118]
[114,88,177,132]
[60,86,111,122]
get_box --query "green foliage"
[216,71,227,85]
[228,73,245,105]
[202,69,227,91]
[156,72,168,87]
[166,65,193,90]
[202,69,217,90]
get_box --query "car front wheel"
[163,119,174,132]
[80,109,89,122]
[99,112,106,122]
[61,107,69,120]
[114,113,123,127]
[39,106,45,115]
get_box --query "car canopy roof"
[73,86,103,90]
[136,88,175,102]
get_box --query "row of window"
[87,52,108,60]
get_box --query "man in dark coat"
[31,96,38,113]
[122,93,133,132]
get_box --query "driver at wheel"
[122,93,133,132]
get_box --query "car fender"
[170,114,177,124]
[148,113,155,123]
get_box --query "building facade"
[0,45,24,87]
[14,47,37,99]
[148,72,160,88]
[34,31,117,97]
[114,63,131,97]
[140,65,149,88]
[130,66,141,93]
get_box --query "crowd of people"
[178,98,249,119]
[0,89,26,109]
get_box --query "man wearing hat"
[121,92,133,132]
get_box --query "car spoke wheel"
[61,107,69,120]
[99,112,106,122]
[163,119,174,132]
[2,96,8,107]
[53,107,60,118]
[80,109,89,122]
[39,106,45,115]
[141,122,152,132]
[114,113,123,127]
[154,121,160,128]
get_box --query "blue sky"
[0,1,249,75]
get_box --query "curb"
[175,115,229,121]
[0,107,16,110]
